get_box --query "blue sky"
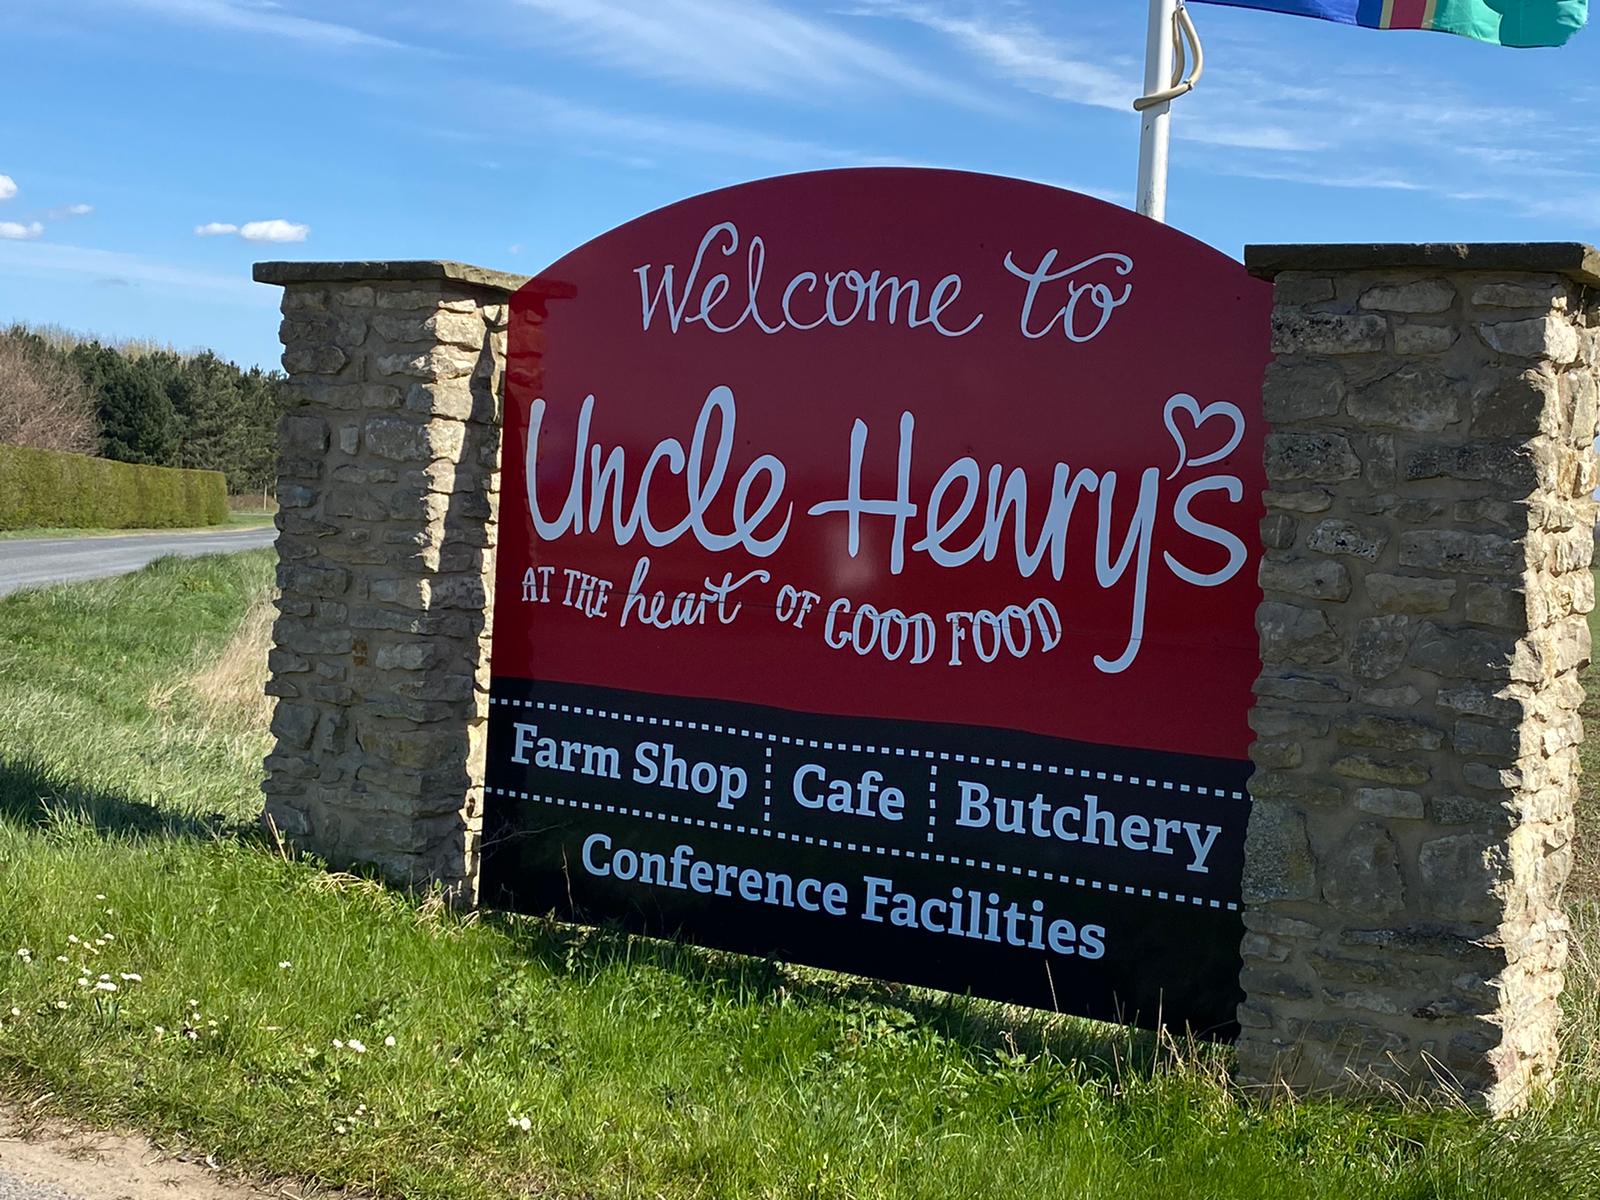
[0,0,1595,369]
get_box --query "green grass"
[0,512,274,540]
[1,555,1599,1199]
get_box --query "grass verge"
[0,555,1598,1199]
[0,513,274,541]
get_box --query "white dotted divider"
[488,695,1250,801]
[483,783,1240,913]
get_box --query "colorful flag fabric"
[1189,0,1588,47]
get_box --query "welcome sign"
[483,169,1271,1033]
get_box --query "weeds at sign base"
[1,552,1600,1199]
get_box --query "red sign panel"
[484,169,1270,1033]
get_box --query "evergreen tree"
[20,329,289,489]
[72,344,178,465]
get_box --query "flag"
[1189,0,1588,47]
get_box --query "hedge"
[0,443,228,531]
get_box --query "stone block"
[281,315,367,350]
[1471,281,1567,310]
[1252,740,1304,769]
[1394,324,1456,355]
[1264,488,1334,514]
[1358,279,1455,314]
[1259,601,1342,666]
[1397,531,1520,575]
[282,414,330,455]
[1265,432,1362,483]
[1409,622,1541,684]
[371,310,486,350]
[278,483,317,510]
[1262,362,1344,422]
[1307,518,1388,561]
[1354,788,1425,818]
[1259,556,1351,601]
[1472,368,1558,438]
[1365,573,1456,615]
[1351,614,1414,680]
[1347,367,1463,432]
[270,702,319,751]
[374,642,442,671]
[373,289,480,312]
[1564,371,1600,444]
[1435,684,1526,723]
[405,381,483,422]
[1321,823,1404,917]
[280,288,329,313]
[1451,720,1524,761]
[1260,513,1298,551]
[1274,274,1335,306]
[276,622,354,656]
[1272,308,1388,355]
[1418,834,1506,923]
[374,347,481,380]
[1241,802,1317,902]
[1253,671,1349,704]
[277,563,350,599]
[1334,713,1443,751]
[365,417,467,463]
[283,345,347,375]
[1332,753,1430,785]
[1402,440,1542,489]
[1462,583,1530,629]
[1478,316,1580,363]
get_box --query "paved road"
[0,527,278,598]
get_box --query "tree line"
[0,323,287,494]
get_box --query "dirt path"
[0,1107,325,1200]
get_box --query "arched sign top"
[518,165,1256,303]
[499,168,1269,759]
[487,168,1270,1031]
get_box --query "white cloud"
[0,175,16,201]
[195,219,309,242]
[510,0,997,108]
[239,219,310,243]
[0,239,266,299]
[1178,125,1324,153]
[46,202,94,220]
[1217,164,1429,193]
[846,0,1133,111]
[491,86,885,167]
[119,0,407,50]
[0,221,44,240]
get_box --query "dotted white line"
[489,695,1248,800]
[485,785,1239,912]
[927,762,938,846]
[762,746,773,826]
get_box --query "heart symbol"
[1163,393,1244,481]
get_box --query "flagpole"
[1136,0,1178,222]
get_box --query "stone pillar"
[1238,244,1600,1113]
[252,260,527,903]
